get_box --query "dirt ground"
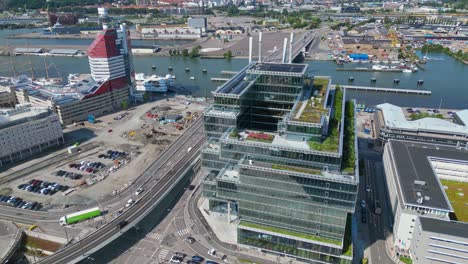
[1,95,207,210]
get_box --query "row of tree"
[168,45,202,58]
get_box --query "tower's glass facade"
[202,62,358,264]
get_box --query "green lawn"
[410,112,443,120]
[294,78,329,123]
[440,179,468,222]
[239,221,341,245]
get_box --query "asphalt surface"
[32,118,205,264]
[359,138,395,264]
[263,29,323,63]
[0,118,204,225]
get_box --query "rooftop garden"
[239,221,341,246]
[271,164,322,175]
[246,132,275,143]
[410,112,444,120]
[440,179,468,222]
[341,101,356,174]
[293,78,329,123]
[308,86,343,152]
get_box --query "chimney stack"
[258,32,263,62]
[289,33,294,63]
[282,38,288,63]
[248,37,253,64]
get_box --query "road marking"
[145,232,163,240]
[176,228,190,236]
[75,229,89,240]
[158,248,170,261]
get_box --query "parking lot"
[0,95,207,211]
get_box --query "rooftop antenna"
[289,32,294,63]
[282,38,288,63]
[248,36,253,64]
[258,32,262,62]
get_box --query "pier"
[335,85,431,95]
[336,68,403,72]
[220,71,238,75]
[211,77,230,82]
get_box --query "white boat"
[402,69,412,73]
[190,76,195,80]
[135,73,174,93]
[32,77,62,85]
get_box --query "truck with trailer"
[59,207,101,225]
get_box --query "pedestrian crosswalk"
[146,232,163,241]
[176,228,190,236]
[158,248,170,261]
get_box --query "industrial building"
[0,104,64,167]
[188,17,207,32]
[138,24,203,39]
[375,103,468,147]
[8,24,135,125]
[383,139,468,262]
[201,57,358,263]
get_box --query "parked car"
[208,249,216,256]
[191,255,204,262]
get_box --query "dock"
[336,85,431,95]
[211,77,230,82]
[336,68,403,72]
[220,71,238,75]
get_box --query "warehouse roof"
[389,140,468,211]
[49,49,79,55]
[377,103,468,136]
[419,217,468,239]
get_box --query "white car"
[366,185,370,192]
[361,200,366,208]
[208,249,216,256]
[126,199,134,207]
[170,255,181,263]
[135,188,144,196]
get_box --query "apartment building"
[0,104,63,167]
[201,62,358,264]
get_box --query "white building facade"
[0,104,64,166]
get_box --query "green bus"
[59,207,101,225]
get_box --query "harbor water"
[0,28,466,109]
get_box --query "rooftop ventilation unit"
[417,197,424,204]
[424,196,430,201]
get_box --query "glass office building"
[202,62,358,264]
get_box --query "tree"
[143,93,150,102]
[121,100,128,109]
[182,49,189,57]
[224,50,233,59]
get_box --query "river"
[0,28,466,109]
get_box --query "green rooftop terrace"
[440,179,468,222]
[308,86,343,152]
[239,221,342,246]
[293,78,330,124]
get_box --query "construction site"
[0,95,207,211]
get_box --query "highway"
[34,116,205,264]
[263,29,323,63]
